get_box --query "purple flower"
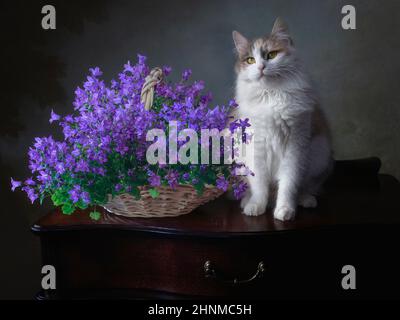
[89,67,103,77]
[37,171,51,184]
[14,53,252,215]
[182,69,192,82]
[25,177,36,186]
[27,189,38,203]
[95,167,106,176]
[75,159,89,172]
[163,66,172,76]
[148,171,161,187]
[233,181,248,199]
[239,118,251,129]
[230,118,251,133]
[22,186,38,203]
[137,54,147,65]
[11,178,22,191]
[165,170,179,189]
[49,109,60,123]
[55,162,65,175]
[216,176,229,192]
[229,99,238,108]
[182,173,190,181]
[69,185,81,203]
[81,191,90,204]
[71,148,81,158]
[123,61,134,74]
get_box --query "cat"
[231,17,333,221]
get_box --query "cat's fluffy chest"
[237,91,292,147]
[237,94,293,178]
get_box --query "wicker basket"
[103,185,224,218]
[102,67,224,218]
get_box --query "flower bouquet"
[11,54,250,219]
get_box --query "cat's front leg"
[274,167,299,221]
[274,129,309,221]
[240,189,251,209]
[242,171,269,216]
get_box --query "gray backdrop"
[1,0,399,298]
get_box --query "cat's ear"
[232,30,249,56]
[271,17,289,34]
[271,17,293,46]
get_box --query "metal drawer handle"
[204,260,265,285]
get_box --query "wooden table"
[33,158,400,299]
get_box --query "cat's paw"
[274,206,296,221]
[298,194,317,208]
[243,200,266,216]
[240,194,251,209]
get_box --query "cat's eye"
[266,51,278,60]
[246,57,256,64]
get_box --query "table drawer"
[40,229,349,299]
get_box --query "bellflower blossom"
[12,54,250,216]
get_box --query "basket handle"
[140,67,163,110]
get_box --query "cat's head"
[233,18,297,83]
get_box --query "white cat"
[232,18,333,221]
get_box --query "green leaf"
[76,200,88,210]
[89,211,101,221]
[128,186,141,200]
[148,188,160,199]
[194,183,204,196]
[39,194,45,205]
[51,191,62,206]
[51,188,69,206]
[61,203,74,215]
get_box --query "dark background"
[1,0,399,299]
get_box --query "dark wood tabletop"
[31,158,400,300]
[32,157,400,237]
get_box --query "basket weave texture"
[103,185,224,218]
[102,67,223,218]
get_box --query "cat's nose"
[258,64,265,71]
